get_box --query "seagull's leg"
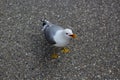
[51,47,59,59]
[61,47,70,54]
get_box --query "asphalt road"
[0,0,120,80]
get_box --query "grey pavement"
[0,0,120,80]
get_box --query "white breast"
[53,30,70,47]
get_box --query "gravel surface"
[0,0,120,80]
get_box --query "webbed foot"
[51,53,59,59]
[61,47,70,54]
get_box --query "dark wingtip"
[42,21,46,26]
[41,19,49,26]
[40,19,45,26]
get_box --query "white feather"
[53,30,71,47]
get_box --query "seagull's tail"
[41,19,49,31]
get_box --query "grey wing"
[44,24,63,44]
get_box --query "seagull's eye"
[66,33,68,35]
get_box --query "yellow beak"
[69,34,77,38]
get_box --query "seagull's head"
[63,29,76,38]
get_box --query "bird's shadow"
[30,34,49,59]
[30,33,61,64]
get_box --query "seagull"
[41,20,76,58]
